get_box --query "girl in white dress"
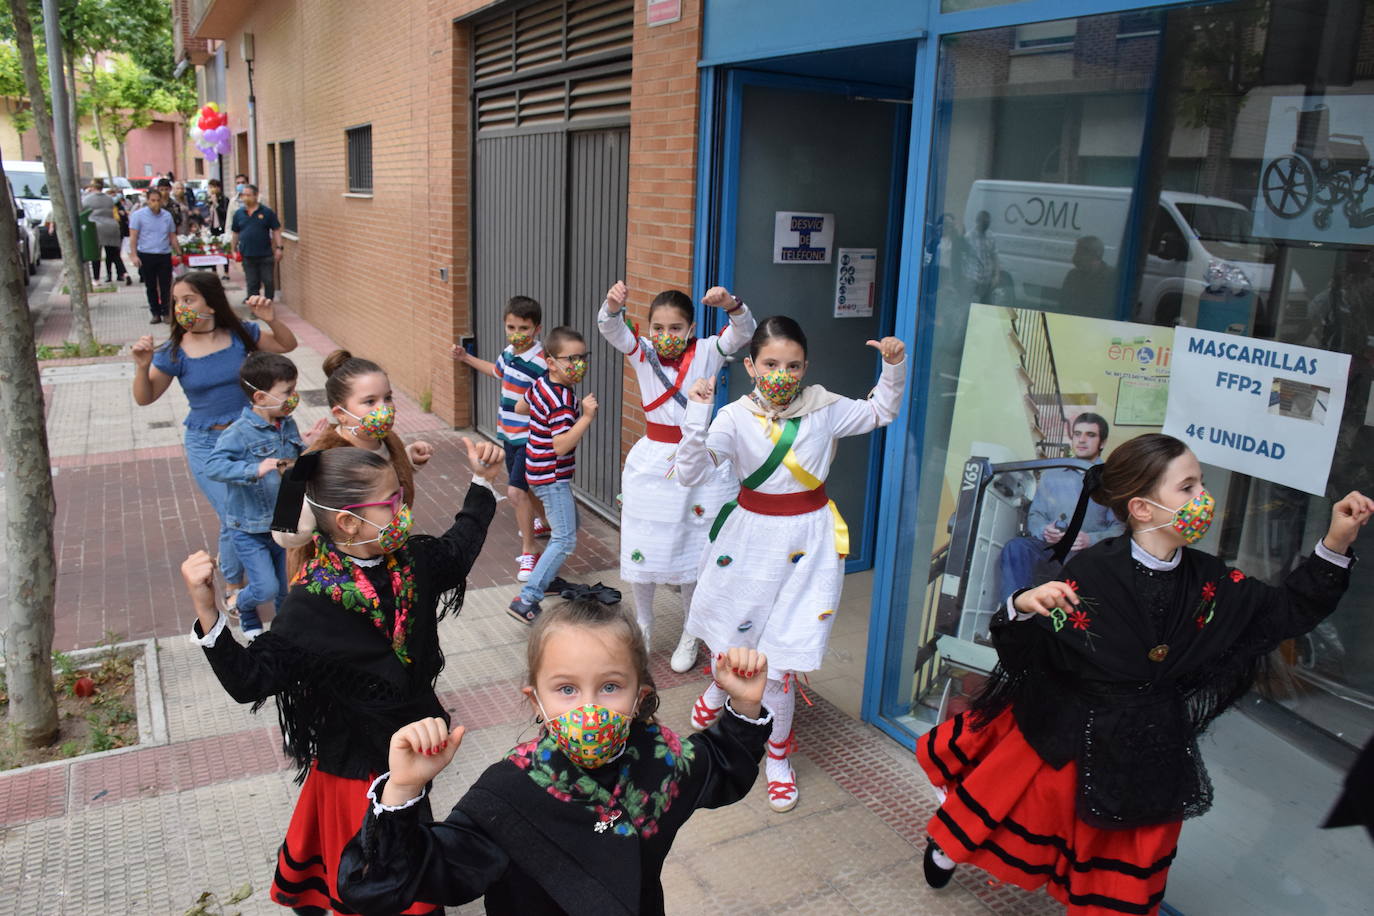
[598,281,756,672]
[675,315,906,812]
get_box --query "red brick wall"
[206,0,701,457]
[621,0,702,460]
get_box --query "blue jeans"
[226,529,286,631]
[519,480,578,605]
[184,427,244,584]
[998,536,1056,603]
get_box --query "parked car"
[5,179,40,287]
[4,160,58,257]
[128,176,153,190]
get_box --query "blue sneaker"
[507,597,542,625]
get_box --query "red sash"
[642,344,697,413]
[736,485,830,516]
[645,422,682,443]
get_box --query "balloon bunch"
[190,103,231,162]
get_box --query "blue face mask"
[235,183,245,194]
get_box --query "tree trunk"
[7,0,97,355]
[92,109,114,179]
[0,155,59,748]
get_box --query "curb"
[0,637,169,778]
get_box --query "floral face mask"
[507,330,534,349]
[310,494,413,553]
[651,331,690,361]
[245,379,299,415]
[557,355,588,384]
[536,695,634,769]
[754,368,800,407]
[175,302,212,331]
[340,403,396,440]
[1141,490,1215,544]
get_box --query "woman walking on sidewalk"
[132,272,298,607]
[180,440,501,915]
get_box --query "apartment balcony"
[188,0,255,40]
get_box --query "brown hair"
[526,599,659,723]
[165,271,259,358]
[305,447,393,541]
[505,295,542,325]
[649,289,693,324]
[322,349,386,407]
[1090,433,1188,525]
[543,326,585,359]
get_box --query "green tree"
[82,56,182,176]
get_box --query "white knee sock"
[676,581,696,642]
[700,679,727,710]
[763,676,797,781]
[632,582,656,645]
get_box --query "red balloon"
[216,112,229,128]
[201,104,215,117]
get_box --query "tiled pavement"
[0,264,1058,915]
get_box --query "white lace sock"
[763,676,797,783]
[632,582,656,646]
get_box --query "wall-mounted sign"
[834,247,877,317]
[773,211,834,264]
[1163,327,1349,496]
[647,0,681,27]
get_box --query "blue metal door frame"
[695,0,1225,751]
[694,66,911,574]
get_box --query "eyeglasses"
[342,489,403,515]
[553,353,589,362]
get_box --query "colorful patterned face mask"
[651,331,690,361]
[1142,490,1215,544]
[537,698,634,769]
[175,302,212,330]
[245,379,299,415]
[309,497,412,553]
[507,330,534,349]
[559,356,588,384]
[340,403,396,440]
[754,368,800,407]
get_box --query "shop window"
[894,0,1374,779]
[279,141,297,233]
[346,124,372,194]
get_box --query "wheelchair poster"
[1254,94,1374,246]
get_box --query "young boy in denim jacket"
[206,352,305,638]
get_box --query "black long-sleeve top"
[337,706,772,916]
[194,485,496,781]
[977,535,1352,828]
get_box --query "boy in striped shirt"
[450,296,550,581]
[507,326,599,623]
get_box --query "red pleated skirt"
[917,708,1180,916]
[270,762,439,914]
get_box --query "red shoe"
[691,691,723,731]
[531,517,552,538]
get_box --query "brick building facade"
[177,0,702,492]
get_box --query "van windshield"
[1174,202,1275,263]
[10,171,50,199]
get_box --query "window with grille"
[346,125,372,193]
[280,141,297,232]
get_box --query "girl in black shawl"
[917,433,1372,915]
[180,440,502,915]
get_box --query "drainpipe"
[244,36,258,184]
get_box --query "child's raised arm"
[712,647,768,719]
[597,280,639,356]
[450,343,500,380]
[380,717,464,805]
[1323,491,1374,555]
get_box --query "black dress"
[916,535,1352,915]
[337,707,772,916]
[195,484,495,914]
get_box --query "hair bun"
[322,349,353,377]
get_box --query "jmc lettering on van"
[1003,196,1083,232]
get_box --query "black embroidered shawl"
[972,535,1351,829]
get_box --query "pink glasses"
[342,489,403,515]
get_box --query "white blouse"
[676,358,906,493]
[597,301,755,426]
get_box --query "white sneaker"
[516,553,537,582]
[670,632,698,673]
[242,627,264,642]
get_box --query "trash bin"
[77,208,99,262]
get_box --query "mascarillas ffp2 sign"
[1163,327,1349,496]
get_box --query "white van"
[962,180,1303,332]
[4,160,57,257]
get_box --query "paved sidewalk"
[0,264,1058,915]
